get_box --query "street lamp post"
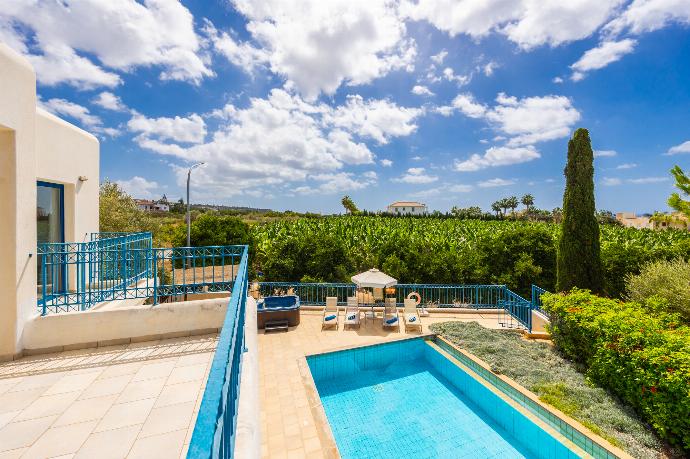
[186,162,205,247]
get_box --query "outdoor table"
[360,301,382,323]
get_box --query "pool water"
[307,338,580,459]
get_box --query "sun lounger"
[382,297,399,331]
[344,296,360,329]
[322,296,339,330]
[402,298,422,333]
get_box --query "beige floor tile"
[7,372,64,393]
[74,425,141,459]
[54,394,118,427]
[116,377,166,404]
[43,371,102,396]
[15,391,81,421]
[139,401,195,438]
[0,448,27,459]
[79,374,133,400]
[95,398,156,433]
[0,388,46,414]
[175,353,211,368]
[130,361,176,382]
[97,362,144,380]
[166,363,207,385]
[0,411,21,430]
[154,381,200,408]
[0,415,58,452]
[0,378,22,396]
[22,420,97,459]
[127,429,186,459]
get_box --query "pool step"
[264,319,289,333]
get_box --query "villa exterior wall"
[0,44,99,360]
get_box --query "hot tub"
[257,295,300,329]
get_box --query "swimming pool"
[307,337,587,459]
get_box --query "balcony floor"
[0,334,217,459]
[257,309,506,459]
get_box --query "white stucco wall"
[35,109,99,243]
[0,43,99,360]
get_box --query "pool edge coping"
[434,335,634,459]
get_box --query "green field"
[250,216,690,297]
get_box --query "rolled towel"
[409,316,417,323]
[385,317,398,325]
[347,314,356,320]
[325,314,337,321]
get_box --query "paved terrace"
[0,308,506,459]
[0,334,217,459]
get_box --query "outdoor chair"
[344,296,360,329]
[382,297,399,331]
[373,288,384,302]
[322,296,339,330]
[402,298,422,333]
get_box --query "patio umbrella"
[351,268,397,288]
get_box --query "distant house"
[616,212,652,229]
[386,201,428,215]
[617,211,689,230]
[134,198,169,212]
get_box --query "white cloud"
[666,140,690,155]
[40,98,119,137]
[92,92,128,112]
[404,0,623,49]
[615,163,637,169]
[380,159,394,167]
[570,39,637,81]
[478,177,516,187]
[393,167,438,184]
[442,67,471,85]
[448,184,473,192]
[115,176,160,199]
[136,89,417,196]
[602,177,622,186]
[482,61,498,76]
[294,172,377,195]
[411,155,423,161]
[454,145,540,171]
[594,149,617,157]
[203,21,268,73]
[605,0,690,35]
[451,94,487,118]
[230,0,416,99]
[412,85,435,96]
[603,176,669,185]
[1,0,213,87]
[553,76,564,83]
[325,95,423,144]
[450,92,580,146]
[430,49,448,64]
[627,176,668,184]
[128,113,207,144]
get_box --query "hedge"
[542,289,690,451]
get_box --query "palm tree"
[341,195,359,214]
[506,196,519,215]
[491,201,502,217]
[521,194,534,212]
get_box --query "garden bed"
[430,321,682,459]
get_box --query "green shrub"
[171,213,250,247]
[625,259,690,322]
[543,289,690,451]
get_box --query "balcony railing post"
[153,248,158,306]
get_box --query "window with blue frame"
[37,181,64,298]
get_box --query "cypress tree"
[556,128,604,293]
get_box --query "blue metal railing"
[256,281,532,331]
[187,245,249,459]
[37,232,245,315]
[531,284,548,315]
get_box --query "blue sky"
[2,0,689,214]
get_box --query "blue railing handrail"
[531,284,548,315]
[187,245,249,459]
